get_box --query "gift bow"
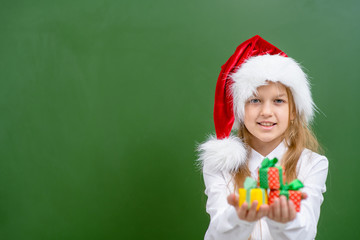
[244,177,257,190]
[260,157,278,168]
[244,177,257,207]
[280,179,304,199]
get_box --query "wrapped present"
[268,179,304,212]
[239,177,268,210]
[258,157,285,189]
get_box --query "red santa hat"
[198,35,315,173]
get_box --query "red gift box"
[268,182,303,212]
[258,158,285,189]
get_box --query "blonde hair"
[234,84,322,188]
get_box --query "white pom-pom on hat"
[197,135,247,173]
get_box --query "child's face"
[244,82,293,151]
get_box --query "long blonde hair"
[234,85,322,188]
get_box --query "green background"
[0,0,359,239]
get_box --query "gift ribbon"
[244,177,266,208]
[280,179,304,199]
[244,177,257,205]
[259,157,285,188]
[260,157,278,168]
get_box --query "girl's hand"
[227,194,269,222]
[268,195,296,223]
[268,192,308,223]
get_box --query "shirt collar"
[248,142,287,174]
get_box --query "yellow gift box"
[239,177,268,210]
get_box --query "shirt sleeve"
[203,166,256,240]
[265,152,329,240]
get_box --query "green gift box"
[258,157,285,189]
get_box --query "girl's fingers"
[280,196,288,221]
[268,197,298,223]
[246,201,258,221]
[268,204,274,219]
[273,198,281,221]
[227,194,238,207]
[227,193,271,221]
[288,200,296,220]
[238,202,248,219]
[257,205,269,219]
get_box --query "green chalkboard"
[0,0,359,239]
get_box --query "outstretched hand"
[227,194,269,222]
[227,192,307,223]
[268,192,308,223]
[267,195,296,222]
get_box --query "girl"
[198,35,328,240]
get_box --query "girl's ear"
[290,110,296,121]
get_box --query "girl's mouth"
[258,122,276,126]
[258,122,277,129]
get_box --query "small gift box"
[239,177,268,210]
[258,158,285,189]
[268,179,304,212]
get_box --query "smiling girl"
[198,35,328,240]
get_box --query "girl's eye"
[275,99,285,104]
[249,99,260,104]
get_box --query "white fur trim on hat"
[197,135,247,173]
[231,54,315,129]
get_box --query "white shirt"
[203,142,329,240]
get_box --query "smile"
[258,122,277,126]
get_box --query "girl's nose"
[260,102,273,117]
